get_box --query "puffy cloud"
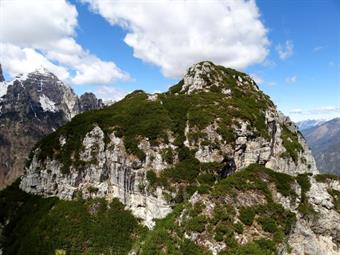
[72,59,129,85]
[93,85,128,102]
[0,0,77,47]
[285,75,297,84]
[276,40,294,60]
[0,0,127,85]
[0,43,70,80]
[82,0,269,78]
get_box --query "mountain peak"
[32,66,54,76]
[179,61,259,95]
[181,61,223,94]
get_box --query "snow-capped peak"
[32,66,53,76]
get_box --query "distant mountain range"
[0,65,103,188]
[296,119,327,131]
[298,118,340,175]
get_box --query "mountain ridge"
[1,61,338,255]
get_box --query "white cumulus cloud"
[82,0,269,78]
[0,0,127,85]
[94,85,128,102]
[276,40,294,60]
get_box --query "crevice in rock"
[218,156,236,179]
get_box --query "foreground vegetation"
[0,180,142,255]
[1,165,333,255]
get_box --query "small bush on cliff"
[281,126,303,163]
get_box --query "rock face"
[79,92,104,112]
[285,177,340,255]
[20,62,319,230]
[0,65,103,188]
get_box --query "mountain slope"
[301,118,340,175]
[1,61,338,254]
[0,66,103,188]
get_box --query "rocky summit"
[1,61,339,255]
[0,65,103,188]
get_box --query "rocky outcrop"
[0,66,103,188]
[79,92,104,112]
[21,125,173,228]
[276,176,340,255]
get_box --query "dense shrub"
[239,207,256,226]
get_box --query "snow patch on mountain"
[39,94,57,112]
[0,82,7,98]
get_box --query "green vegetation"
[136,165,298,254]
[0,180,141,255]
[315,173,340,183]
[239,207,255,226]
[137,204,209,255]
[161,147,174,164]
[258,217,278,233]
[234,222,244,234]
[328,189,340,213]
[1,164,304,254]
[212,164,296,200]
[281,126,304,163]
[296,173,316,216]
[146,170,158,186]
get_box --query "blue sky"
[1,0,339,121]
